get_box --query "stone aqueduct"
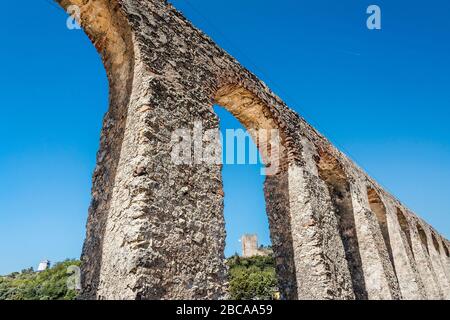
[56,0,450,299]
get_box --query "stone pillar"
[57,0,230,299]
[411,220,443,299]
[95,76,228,299]
[346,181,401,300]
[428,230,450,299]
[288,165,356,299]
[383,201,426,299]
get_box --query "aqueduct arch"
[55,0,449,299]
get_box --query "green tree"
[227,255,278,300]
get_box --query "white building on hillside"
[37,260,51,272]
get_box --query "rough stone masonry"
[56,0,450,299]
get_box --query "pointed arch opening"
[367,187,396,273]
[213,105,276,300]
[431,233,440,254]
[417,223,430,256]
[396,208,414,258]
[214,84,296,299]
[443,242,450,257]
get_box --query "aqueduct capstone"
[56,0,450,299]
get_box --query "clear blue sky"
[1,0,449,274]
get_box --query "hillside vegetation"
[0,260,80,300]
[1,256,278,300]
[226,254,278,300]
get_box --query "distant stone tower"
[241,235,268,258]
